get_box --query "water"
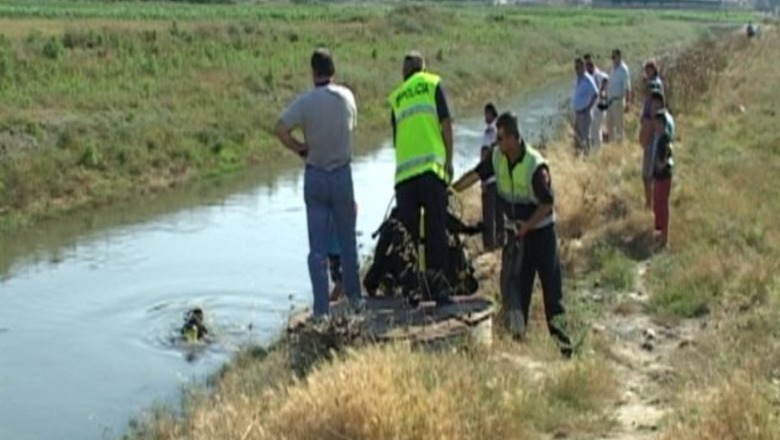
[0,82,569,440]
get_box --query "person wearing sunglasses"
[451,112,572,358]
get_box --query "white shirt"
[607,61,631,99]
[482,122,497,185]
[591,68,609,92]
[483,122,497,148]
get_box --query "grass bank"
[0,2,734,235]
[121,20,780,440]
[127,344,619,439]
[542,25,780,439]
[651,27,780,440]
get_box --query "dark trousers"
[395,172,450,298]
[327,254,342,284]
[501,224,571,351]
[481,183,505,250]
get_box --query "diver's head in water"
[181,307,209,342]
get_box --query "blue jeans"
[304,164,360,316]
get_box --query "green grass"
[0,3,732,235]
[0,1,760,23]
[648,252,716,319]
[513,27,780,438]
[643,32,780,320]
[0,1,383,21]
[549,27,778,322]
[110,20,780,440]
[587,245,637,292]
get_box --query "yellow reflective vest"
[389,72,448,185]
[492,144,555,229]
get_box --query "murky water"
[0,83,568,440]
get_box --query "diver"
[180,307,210,343]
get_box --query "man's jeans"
[304,164,360,316]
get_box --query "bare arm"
[441,117,454,166]
[451,170,480,192]
[434,84,454,173]
[441,117,454,182]
[274,120,308,157]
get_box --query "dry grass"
[124,27,780,440]
[661,373,780,440]
[127,344,617,440]
[486,28,780,439]
[529,28,780,319]
[645,29,780,320]
[645,29,780,440]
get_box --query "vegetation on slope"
[121,17,780,440]
[0,3,716,234]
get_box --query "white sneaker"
[309,314,331,331]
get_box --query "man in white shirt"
[480,102,503,250]
[584,54,609,151]
[606,48,632,143]
[482,103,498,154]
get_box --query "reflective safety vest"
[492,144,555,229]
[389,72,448,185]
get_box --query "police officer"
[389,51,454,304]
[451,112,572,357]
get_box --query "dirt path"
[464,208,706,439]
[478,250,706,439]
[598,261,703,439]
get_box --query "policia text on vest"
[389,67,454,304]
[389,71,451,185]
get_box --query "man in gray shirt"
[274,48,363,320]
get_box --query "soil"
[598,261,704,439]
[475,248,706,439]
